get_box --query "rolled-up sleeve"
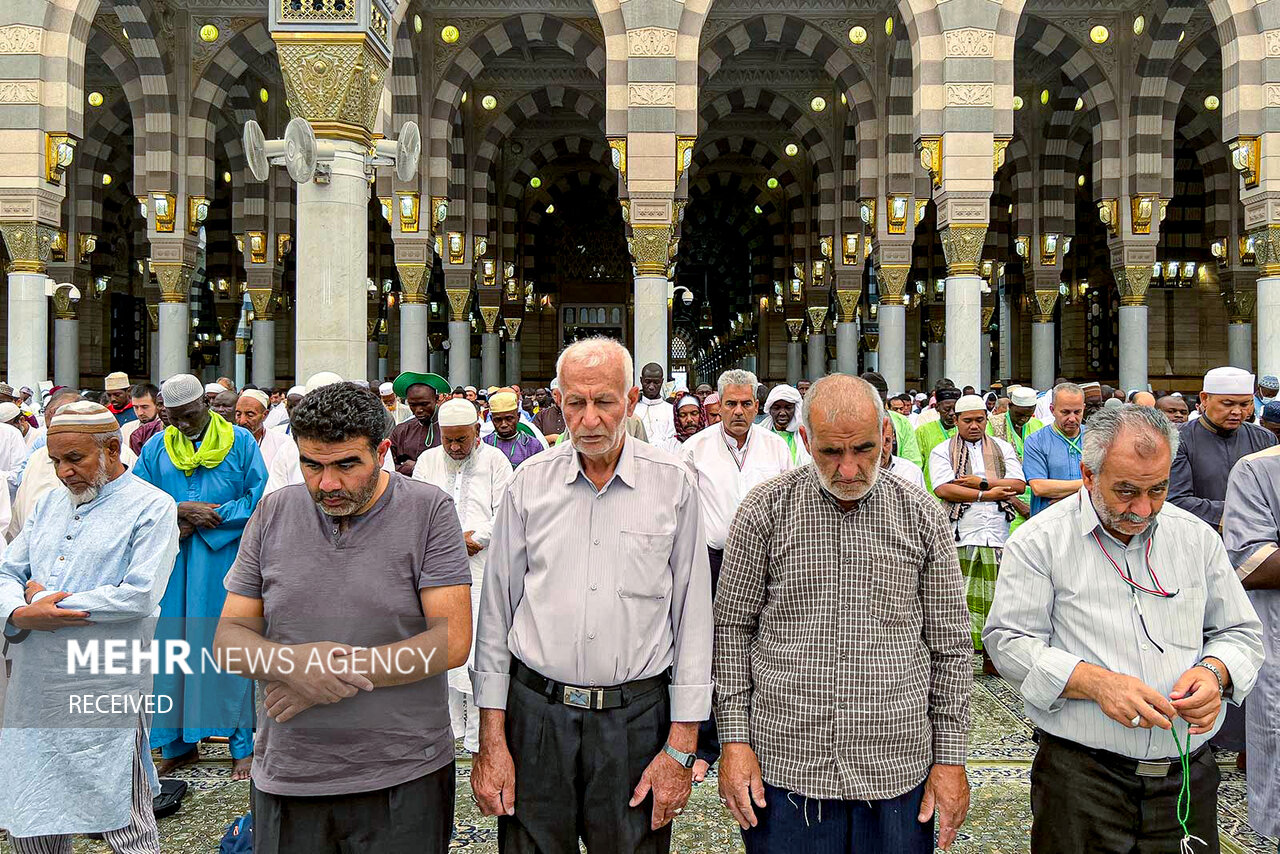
[470,479,525,709]
[1198,529,1264,704]
[983,535,1083,712]
[666,470,713,721]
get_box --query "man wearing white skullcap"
[986,385,1041,533]
[412,396,514,754]
[263,385,304,432]
[930,393,1025,670]
[135,374,267,780]
[1170,366,1278,530]
[0,401,178,852]
[235,389,290,470]
[0,401,31,500]
[380,381,413,425]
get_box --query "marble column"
[480,333,499,388]
[506,340,521,386]
[634,275,669,382]
[397,263,430,373]
[833,284,861,377]
[807,333,826,382]
[219,337,235,381]
[785,318,803,386]
[0,224,54,393]
[836,322,858,375]
[1262,276,1280,381]
[234,338,248,390]
[1030,290,1059,393]
[295,142,370,381]
[940,225,987,391]
[252,319,276,388]
[53,312,79,389]
[429,350,446,376]
[149,305,160,383]
[367,319,380,382]
[445,280,472,388]
[1114,264,1153,393]
[154,264,192,379]
[875,265,909,394]
[927,341,944,389]
[998,285,1013,381]
[1229,323,1252,371]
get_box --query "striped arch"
[1204,0,1264,141]
[892,1,946,137]
[223,84,263,241]
[185,22,277,202]
[86,28,148,189]
[428,15,607,202]
[1157,29,1221,197]
[1061,121,1094,241]
[41,0,102,137]
[74,97,134,245]
[1128,0,1203,195]
[689,135,804,207]
[502,137,611,281]
[112,0,179,194]
[471,86,607,250]
[884,32,919,197]
[697,88,838,244]
[1176,105,1231,244]
[1004,138,1034,243]
[1017,16,1122,201]
[519,170,620,286]
[1039,85,1081,242]
[387,17,422,178]
[698,16,879,143]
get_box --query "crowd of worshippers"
[0,348,1272,854]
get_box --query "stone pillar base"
[807,333,826,382]
[1119,304,1149,393]
[944,275,982,390]
[54,317,79,389]
[1228,323,1253,372]
[159,303,190,379]
[448,321,471,388]
[1032,322,1055,392]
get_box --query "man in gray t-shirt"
[216,382,471,854]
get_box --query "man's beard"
[815,459,880,503]
[311,467,381,517]
[1090,487,1157,536]
[66,454,111,506]
[444,450,474,473]
[569,417,627,459]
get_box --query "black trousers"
[697,547,724,766]
[1030,734,1220,854]
[252,761,456,854]
[499,663,672,854]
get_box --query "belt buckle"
[1136,760,1172,778]
[562,686,599,709]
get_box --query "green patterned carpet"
[59,664,1276,853]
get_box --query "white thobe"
[679,424,793,550]
[255,427,291,472]
[929,435,1023,547]
[888,455,927,491]
[635,397,675,445]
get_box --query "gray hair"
[717,369,758,399]
[801,374,885,435]
[1080,404,1179,475]
[1053,381,1084,400]
[555,336,634,395]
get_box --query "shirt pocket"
[1151,585,1208,655]
[616,529,674,600]
[871,561,920,627]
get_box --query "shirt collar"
[563,433,637,489]
[75,470,132,510]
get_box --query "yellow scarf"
[163,411,236,476]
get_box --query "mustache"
[1114,511,1154,525]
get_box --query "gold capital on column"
[147,304,160,331]
[1225,289,1257,324]
[51,285,78,319]
[1114,265,1153,307]
[806,306,828,333]
[367,318,378,339]
[479,305,500,333]
[862,333,880,352]
[927,319,946,344]
[153,263,192,303]
[1249,225,1280,277]
[834,288,862,322]
[235,338,248,355]
[216,316,238,339]
[981,306,995,328]
[631,225,671,277]
[397,263,428,304]
[504,316,522,339]
[0,222,55,273]
[785,318,804,341]
[273,33,388,145]
[1031,290,1059,323]
[446,286,472,321]
[940,225,988,277]
[876,264,909,306]
[249,288,276,321]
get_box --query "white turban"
[161,374,205,408]
[675,395,701,411]
[955,394,987,414]
[764,385,803,432]
[379,382,395,397]
[1009,387,1038,408]
[1203,366,1254,396]
[239,389,269,411]
[204,382,225,395]
[437,398,479,427]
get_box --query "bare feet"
[231,756,253,782]
[692,758,710,784]
[982,651,1000,677]
[156,746,199,777]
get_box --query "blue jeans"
[741,778,934,854]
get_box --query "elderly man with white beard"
[413,397,514,754]
[0,401,179,853]
[713,374,973,854]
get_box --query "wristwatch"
[979,477,990,491]
[663,743,697,769]
[1194,660,1225,696]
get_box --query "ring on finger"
[1130,714,1142,727]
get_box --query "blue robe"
[133,424,266,753]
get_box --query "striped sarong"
[957,545,1001,651]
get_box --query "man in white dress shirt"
[678,369,792,781]
[985,404,1263,854]
[235,390,291,471]
[930,394,1025,670]
[413,397,513,753]
[635,362,676,446]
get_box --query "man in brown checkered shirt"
[713,374,974,853]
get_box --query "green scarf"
[163,411,236,476]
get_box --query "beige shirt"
[472,437,712,721]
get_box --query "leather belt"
[513,660,667,711]
[1038,731,1209,778]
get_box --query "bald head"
[800,374,886,505]
[1131,391,1156,408]
[556,336,634,397]
[802,374,885,433]
[43,390,86,429]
